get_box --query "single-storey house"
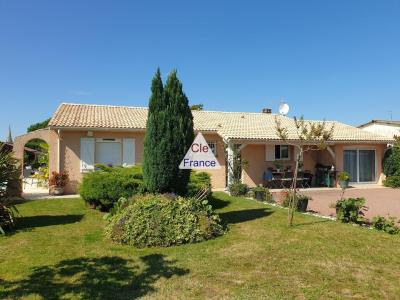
[358,120,400,139]
[13,103,393,194]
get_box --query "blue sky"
[1,0,399,140]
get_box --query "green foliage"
[383,140,400,177]
[143,69,194,195]
[372,216,400,235]
[229,182,249,196]
[335,197,366,223]
[337,171,350,181]
[27,118,51,133]
[190,104,204,110]
[79,166,145,211]
[187,171,211,198]
[252,186,274,202]
[383,176,400,188]
[105,194,223,247]
[0,145,20,234]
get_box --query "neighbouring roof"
[48,103,393,143]
[358,120,400,128]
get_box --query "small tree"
[275,116,334,226]
[143,69,194,195]
[190,104,204,111]
[163,70,194,195]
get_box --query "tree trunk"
[288,147,301,227]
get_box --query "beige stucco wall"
[241,143,387,187]
[195,133,226,189]
[241,144,299,187]
[60,130,145,194]
[59,130,227,193]
[12,128,59,195]
[333,143,387,184]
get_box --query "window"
[275,145,289,160]
[344,149,376,182]
[95,138,122,166]
[80,137,136,172]
[207,140,217,156]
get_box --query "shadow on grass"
[0,254,189,299]
[219,208,273,224]
[208,195,230,209]
[16,214,84,231]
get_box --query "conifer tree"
[143,69,168,192]
[163,70,194,194]
[143,69,194,194]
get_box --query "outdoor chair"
[302,172,313,188]
[23,168,34,188]
[296,171,304,188]
[281,171,293,188]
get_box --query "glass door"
[344,150,358,182]
[343,149,376,183]
[359,150,376,182]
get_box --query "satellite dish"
[279,102,290,116]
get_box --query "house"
[358,120,400,139]
[13,103,393,194]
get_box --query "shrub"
[372,216,400,235]
[79,165,145,211]
[252,186,274,203]
[0,146,20,234]
[337,171,350,181]
[187,171,212,198]
[281,190,311,212]
[105,194,223,247]
[229,182,249,196]
[335,197,366,223]
[48,171,69,187]
[383,176,400,188]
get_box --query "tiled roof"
[48,103,393,143]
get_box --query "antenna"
[388,110,393,120]
[279,102,290,116]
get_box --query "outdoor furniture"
[302,172,313,188]
[281,171,294,188]
[23,168,34,188]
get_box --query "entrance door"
[344,149,376,183]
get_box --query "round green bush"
[229,182,249,196]
[79,165,145,211]
[383,176,400,188]
[105,194,224,247]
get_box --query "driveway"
[299,187,400,220]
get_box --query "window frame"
[206,140,217,157]
[275,145,290,160]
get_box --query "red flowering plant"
[49,171,69,187]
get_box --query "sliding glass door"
[344,149,376,183]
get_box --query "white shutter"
[80,138,95,172]
[265,144,275,161]
[122,138,135,166]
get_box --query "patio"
[271,186,400,220]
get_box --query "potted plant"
[49,171,69,196]
[296,194,311,212]
[252,186,267,201]
[337,171,350,189]
[273,161,283,172]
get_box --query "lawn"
[1,192,400,299]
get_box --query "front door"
[344,149,376,183]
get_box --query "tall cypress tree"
[143,69,168,192]
[142,69,194,195]
[163,70,194,195]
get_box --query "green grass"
[1,192,400,299]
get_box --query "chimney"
[262,108,272,114]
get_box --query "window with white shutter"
[80,138,95,172]
[122,138,135,166]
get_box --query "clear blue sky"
[1,0,399,140]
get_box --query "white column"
[227,141,234,188]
